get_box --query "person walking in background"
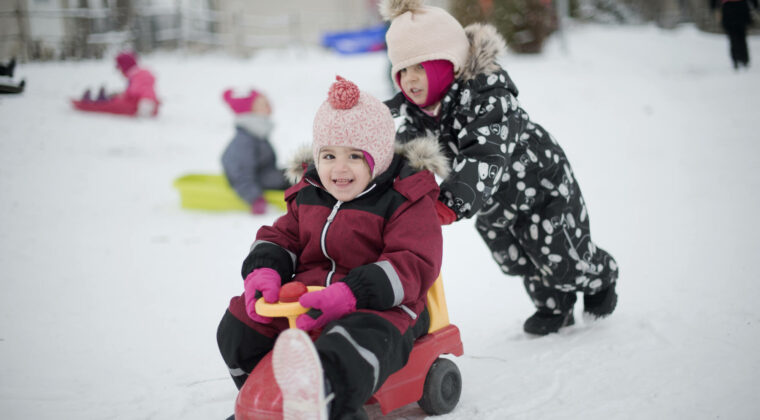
[380,0,619,335]
[711,0,758,69]
[221,88,290,214]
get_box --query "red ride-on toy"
[234,275,463,419]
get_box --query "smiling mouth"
[333,178,353,186]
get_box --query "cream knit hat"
[312,76,396,178]
[381,0,469,85]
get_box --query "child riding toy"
[233,274,463,419]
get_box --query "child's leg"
[315,312,419,418]
[216,309,276,389]
[475,211,537,279]
[525,193,618,297]
[476,179,617,332]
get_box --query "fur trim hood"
[459,23,507,82]
[285,136,450,185]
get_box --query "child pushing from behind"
[381,0,619,335]
[217,76,448,419]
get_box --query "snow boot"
[523,309,575,335]
[523,292,576,335]
[272,328,332,420]
[96,86,108,101]
[584,283,617,318]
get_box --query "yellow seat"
[426,274,450,333]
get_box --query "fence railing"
[0,5,302,60]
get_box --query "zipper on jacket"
[321,201,342,285]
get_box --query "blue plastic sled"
[321,24,387,55]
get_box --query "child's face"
[398,64,429,106]
[317,146,372,202]
[251,95,272,116]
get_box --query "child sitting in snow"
[380,0,619,335]
[216,76,447,419]
[220,88,290,214]
[79,51,159,116]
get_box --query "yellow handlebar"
[255,285,324,328]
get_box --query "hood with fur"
[460,23,507,81]
[285,136,450,185]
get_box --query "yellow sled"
[173,174,286,212]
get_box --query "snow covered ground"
[2,23,760,419]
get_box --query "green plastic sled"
[173,174,286,212]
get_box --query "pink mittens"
[244,268,281,324]
[296,282,357,331]
[251,197,268,215]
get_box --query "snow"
[2,23,760,419]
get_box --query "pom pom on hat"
[313,76,396,178]
[381,0,469,87]
[328,76,360,109]
[223,89,260,114]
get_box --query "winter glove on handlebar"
[244,268,281,324]
[296,282,356,331]
[435,200,456,225]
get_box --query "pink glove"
[296,282,356,331]
[244,268,281,324]
[251,197,268,215]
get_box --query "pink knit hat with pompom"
[312,76,396,178]
[222,89,260,114]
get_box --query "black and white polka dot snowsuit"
[386,61,618,315]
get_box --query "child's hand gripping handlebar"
[255,282,324,329]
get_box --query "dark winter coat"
[228,137,448,335]
[386,23,573,222]
[385,23,619,307]
[221,115,288,204]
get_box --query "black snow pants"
[474,140,618,315]
[217,308,429,419]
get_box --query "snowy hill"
[1,23,760,419]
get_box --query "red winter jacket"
[228,137,449,335]
[122,66,157,102]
